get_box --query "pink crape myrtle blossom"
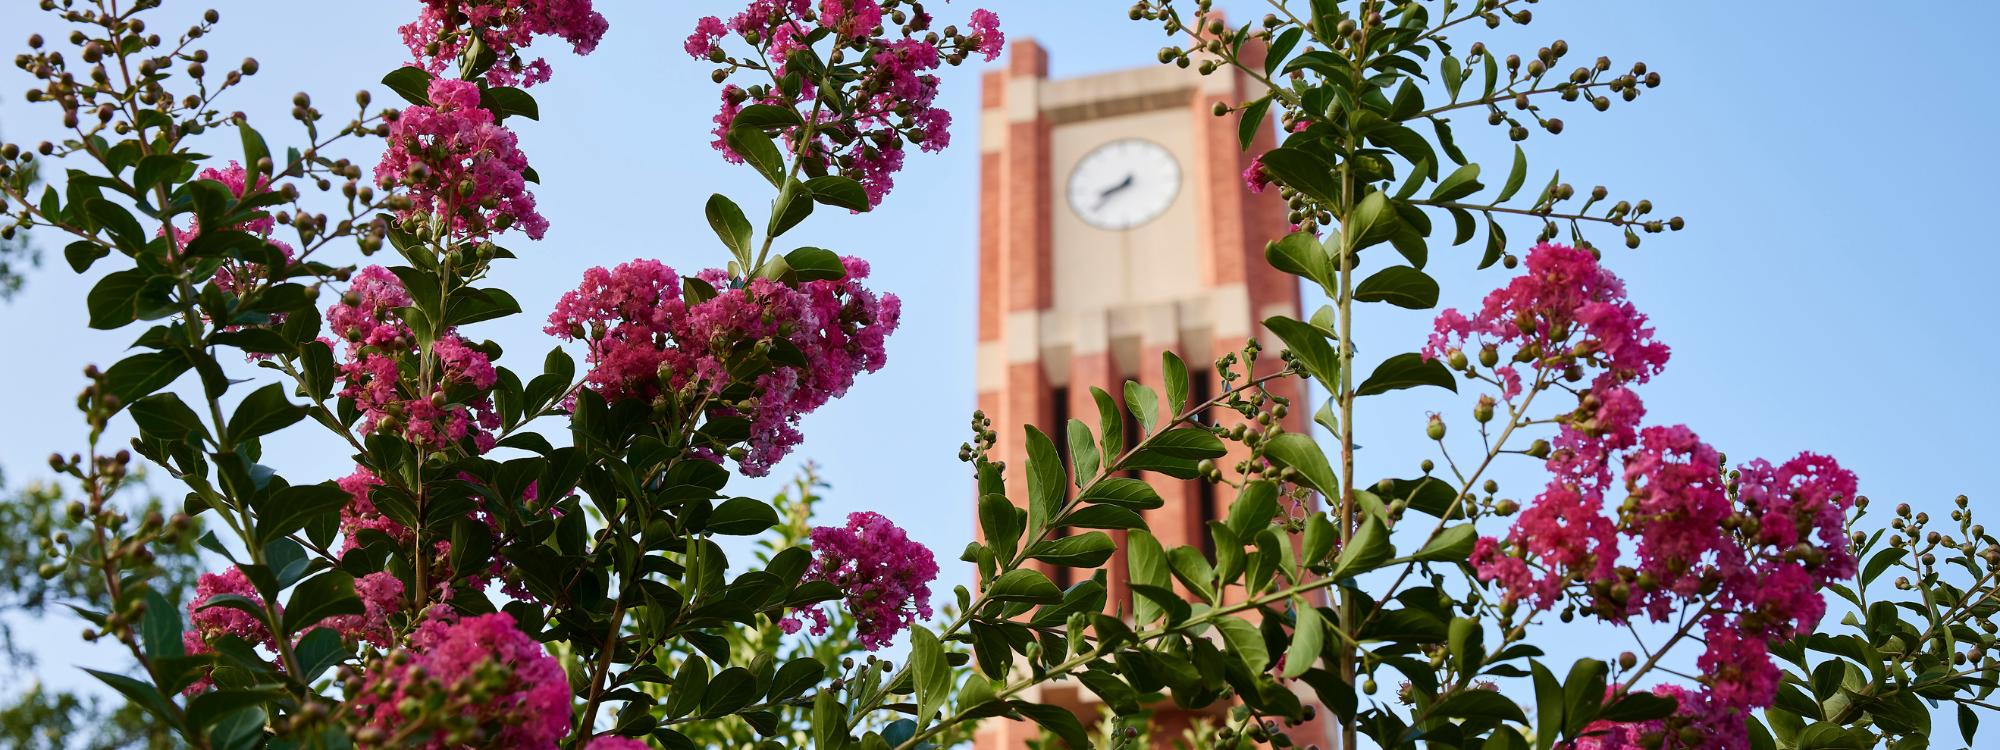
[694,0,1000,206]
[373,78,547,242]
[1243,155,1272,194]
[781,511,938,650]
[400,0,607,88]
[321,572,408,647]
[351,613,570,750]
[1423,242,1669,393]
[324,266,504,452]
[546,256,899,476]
[1575,684,1746,750]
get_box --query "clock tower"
[972,34,1323,750]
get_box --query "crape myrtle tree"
[0,0,1993,750]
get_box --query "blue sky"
[0,0,1995,727]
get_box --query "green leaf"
[65,240,110,273]
[1434,689,1527,724]
[140,589,185,660]
[1124,382,1159,436]
[1263,433,1339,498]
[785,246,846,282]
[295,627,351,684]
[979,493,1022,562]
[87,269,154,330]
[1265,231,1331,289]
[1167,545,1216,603]
[1282,601,1323,678]
[1057,504,1147,531]
[1214,616,1270,674]
[732,104,806,130]
[767,657,824,703]
[85,669,182,731]
[1596,691,1678,724]
[1025,531,1116,568]
[130,392,210,443]
[1078,477,1163,509]
[1531,660,1563,750]
[227,382,309,441]
[1343,190,1401,252]
[480,86,540,120]
[988,569,1064,604]
[1126,530,1170,624]
[1238,95,1273,151]
[255,482,350,544]
[1960,702,1978,747]
[1264,316,1340,387]
[1415,524,1477,562]
[1024,424,1065,538]
[1012,701,1091,750]
[1496,145,1528,203]
[1451,207,1477,246]
[1264,28,1303,77]
[1301,512,1336,567]
[705,194,755,267]
[1162,351,1190,418]
[1861,547,1906,587]
[238,123,271,183]
[769,180,816,237]
[804,175,870,212]
[1329,513,1393,580]
[380,66,435,106]
[1480,213,1508,270]
[1357,353,1458,396]
[727,125,788,187]
[911,625,951,729]
[1431,162,1483,202]
[283,571,365,635]
[1226,481,1280,540]
[187,689,274,733]
[1562,658,1609,735]
[1067,419,1100,487]
[104,350,190,409]
[1353,266,1439,309]
[1258,147,1340,204]
[84,199,145,254]
[1091,387,1124,460]
[1146,428,1227,460]
[704,498,778,536]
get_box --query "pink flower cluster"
[689,0,1000,206]
[545,256,900,476]
[184,567,278,653]
[321,572,409,647]
[780,511,938,650]
[350,613,570,750]
[372,78,547,242]
[400,0,607,88]
[1449,246,1858,748]
[323,266,504,452]
[1575,684,1741,750]
[1425,242,1669,399]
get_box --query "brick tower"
[972,35,1325,750]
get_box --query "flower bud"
[1426,415,1446,440]
[1473,395,1495,424]
[1526,439,1551,459]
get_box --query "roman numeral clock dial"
[1066,138,1181,231]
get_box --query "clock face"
[1067,139,1181,231]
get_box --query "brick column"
[995,39,1053,496]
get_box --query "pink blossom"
[324,267,503,452]
[351,613,570,750]
[1243,155,1272,194]
[967,9,1005,61]
[546,256,899,476]
[372,78,546,242]
[400,0,608,87]
[1423,243,1669,393]
[819,0,883,40]
[186,567,278,651]
[685,15,727,58]
[782,511,938,650]
[320,571,406,647]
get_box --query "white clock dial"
[1067,139,1181,230]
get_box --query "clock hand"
[1094,174,1135,210]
